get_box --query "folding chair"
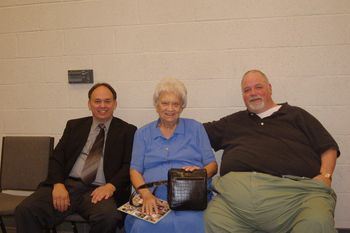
[0,136,54,233]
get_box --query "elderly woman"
[124,78,218,233]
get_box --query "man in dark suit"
[15,83,137,233]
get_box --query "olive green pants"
[204,172,337,233]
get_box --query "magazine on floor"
[118,194,171,224]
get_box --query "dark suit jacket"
[44,116,137,206]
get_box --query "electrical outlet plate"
[68,69,94,84]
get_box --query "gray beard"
[248,101,265,112]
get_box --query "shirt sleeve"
[297,108,340,157]
[130,128,146,173]
[197,123,217,166]
[203,119,226,152]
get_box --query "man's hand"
[91,183,116,204]
[313,174,332,188]
[52,183,70,212]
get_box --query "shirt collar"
[151,118,185,139]
[246,102,288,117]
[92,117,112,132]
[257,105,282,118]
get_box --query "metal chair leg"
[50,226,57,233]
[0,217,7,233]
[70,222,79,233]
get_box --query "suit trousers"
[204,172,337,233]
[15,178,122,233]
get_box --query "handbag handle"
[129,180,167,207]
[136,180,167,190]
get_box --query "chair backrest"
[0,136,54,191]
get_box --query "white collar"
[257,105,282,119]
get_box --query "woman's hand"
[140,191,165,215]
[130,168,167,215]
[182,165,200,172]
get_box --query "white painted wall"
[0,0,349,228]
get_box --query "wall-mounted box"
[68,69,93,84]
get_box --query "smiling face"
[156,91,183,126]
[88,85,117,122]
[241,71,275,114]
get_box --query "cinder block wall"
[0,0,349,228]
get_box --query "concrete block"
[0,34,17,58]
[17,31,64,57]
[116,109,158,128]
[223,46,350,78]
[43,57,67,83]
[92,52,239,82]
[39,0,138,30]
[64,56,93,71]
[0,5,40,33]
[294,15,350,46]
[335,193,350,228]
[67,84,92,108]
[283,76,350,106]
[64,28,115,55]
[0,86,18,110]
[138,0,196,23]
[2,110,50,134]
[0,84,67,110]
[115,81,156,108]
[0,58,47,84]
[183,107,244,123]
[0,60,16,84]
[333,165,350,193]
[0,1,15,7]
[185,78,242,108]
[195,0,350,21]
[335,135,350,164]
[66,109,92,122]
[116,17,350,54]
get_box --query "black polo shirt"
[204,103,340,178]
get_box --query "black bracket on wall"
[68,69,94,84]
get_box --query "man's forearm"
[320,148,337,177]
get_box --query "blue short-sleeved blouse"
[125,118,216,233]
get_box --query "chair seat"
[0,193,27,215]
[0,136,54,233]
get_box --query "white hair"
[153,78,187,108]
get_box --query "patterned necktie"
[81,124,105,185]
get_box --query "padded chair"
[0,136,54,233]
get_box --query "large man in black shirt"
[204,70,339,233]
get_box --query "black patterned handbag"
[130,168,208,211]
[167,168,207,210]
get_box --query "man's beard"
[248,97,265,112]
